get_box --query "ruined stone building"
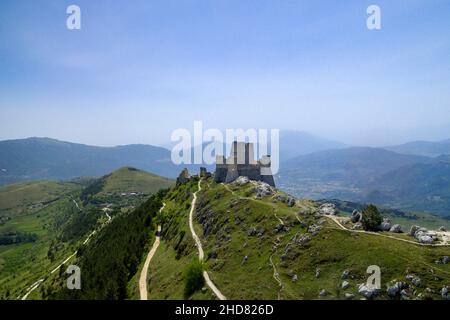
[214,141,275,187]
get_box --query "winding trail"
[139,203,165,300]
[189,180,227,300]
[326,215,450,247]
[20,201,113,300]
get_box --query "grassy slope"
[0,194,81,299]
[0,181,80,218]
[150,178,450,300]
[145,179,214,300]
[100,167,174,195]
[0,167,172,300]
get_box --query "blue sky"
[0,0,449,146]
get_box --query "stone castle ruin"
[214,141,275,187]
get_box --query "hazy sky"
[0,0,449,147]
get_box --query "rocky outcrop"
[344,293,355,300]
[176,168,190,184]
[273,194,296,207]
[342,281,350,289]
[351,210,362,223]
[352,222,363,230]
[389,224,403,233]
[377,218,391,231]
[442,286,450,300]
[234,176,249,185]
[408,225,437,244]
[358,284,379,299]
[251,181,275,198]
[342,270,350,280]
[318,203,336,216]
[319,289,328,297]
[308,224,322,236]
[386,281,407,298]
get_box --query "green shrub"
[184,260,204,298]
[361,204,383,231]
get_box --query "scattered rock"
[442,286,450,300]
[275,224,286,233]
[318,203,336,216]
[344,293,355,300]
[409,225,420,236]
[400,289,410,300]
[387,282,406,297]
[412,277,421,287]
[241,255,248,265]
[408,225,437,244]
[358,284,379,299]
[234,176,249,185]
[294,234,312,246]
[201,287,207,293]
[378,218,392,231]
[247,228,257,237]
[319,289,328,297]
[351,210,362,223]
[292,274,298,282]
[342,270,350,280]
[443,256,450,264]
[251,182,276,197]
[342,281,350,289]
[439,226,447,232]
[286,197,296,207]
[308,224,322,235]
[390,224,403,233]
[352,222,363,230]
[315,268,321,278]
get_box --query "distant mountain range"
[2,135,450,217]
[0,137,180,186]
[277,147,450,216]
[384,139,450,157]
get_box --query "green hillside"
[100,167,174,195]
[0,167,173,300]
[4,172,449,300]
[146,177,450,300]
[0,181,81,218]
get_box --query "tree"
[361,204,383,231]
[184,260,204,298]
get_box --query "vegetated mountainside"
[0,137,180,186]
[385,139,450,157]
[0,167,171,300]
[277,147,430,200]
[0,180,82,219]
[10,174,450,300]
[144,178,450,300]
[0,180,86,299]
[361,155,450,216]
[42,190,167,300]
[79,167,173,205]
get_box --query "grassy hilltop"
[148,177,450,300]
